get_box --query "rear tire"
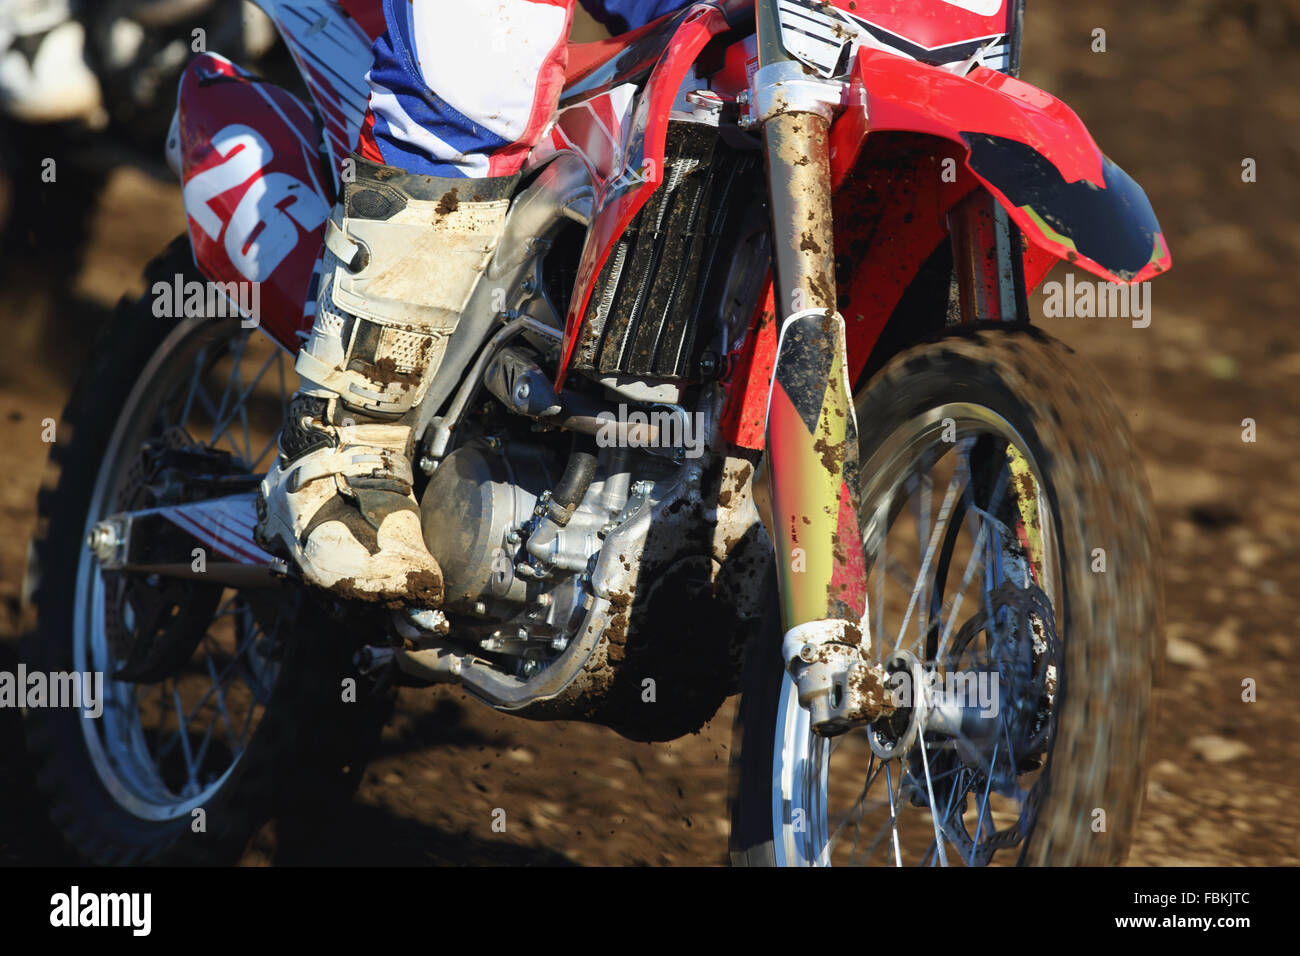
[22,240,392,864]
[730,328,1161,866]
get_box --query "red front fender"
[832,49,1171,286]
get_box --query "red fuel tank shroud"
[824,0,1016,56]
[176,53,332,353]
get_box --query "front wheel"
[730,329,1162,866]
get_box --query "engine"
[419,427,659,679]
[388,121,773,739]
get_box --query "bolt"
[514,380,531,404]
[86,521,118,560]
[520,276,537,295]
[535,593,552,607]
[473,601,487,615]
[698,350,720,379]
[418,455,437,475]
[550,634,568,651]
[799,643,818,663]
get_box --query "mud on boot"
[256,154,515,606]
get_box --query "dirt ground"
[2,1,1298,866]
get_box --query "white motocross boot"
[256,155,515,606]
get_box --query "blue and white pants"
[356,0,693,179]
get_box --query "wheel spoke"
[828,752,884,851]
[204,652,239,751]
[171,683,197,795]
[885,760,903,866]
[893,459,966,657]
[209,347,277,461]
[210,334,248,442]
[968,738,1000,865]
[176,344,211,431]
[906,464,933,647]
[914,731,950,866]
[933,465,1011,665]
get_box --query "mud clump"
[810,274,836,311]
[358,356,422,387]
[435,187,460,217]
[405,569,445,607]
[799,231,822,254]
[842,621,862,647]
[812,434,843,474]
[325,569,444,610]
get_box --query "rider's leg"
[256,0,575,604]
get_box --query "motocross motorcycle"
[22,0,1169,866]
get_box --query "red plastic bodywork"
[563,14,682,85]
[824,0,1014,53]
[719,47,1172,450]
[709,32,758,98]
[835,52,1171,284]
[176,53,332,353]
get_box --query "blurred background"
[1,0,1296,865]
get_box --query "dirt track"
[2,0,1299,865]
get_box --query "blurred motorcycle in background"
[0,0,280,316]
[1,0,278,147]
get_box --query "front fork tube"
[752,73,891,732]
[947,188,1030,323]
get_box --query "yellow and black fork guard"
[762,310,868,637]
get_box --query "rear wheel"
[23,241,391,864]
[730,329,1161,866]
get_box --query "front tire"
[730,329,1161,866]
